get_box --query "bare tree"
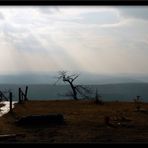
[55,71,92,100]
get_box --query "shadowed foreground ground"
[1,100,148,143]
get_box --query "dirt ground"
[0,100,148,143]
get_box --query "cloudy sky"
[0,6,148,83]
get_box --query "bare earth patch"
[0,100,148,143]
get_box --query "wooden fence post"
[9,92,12,112]
[18,88,22,104]
[24,86,28,101]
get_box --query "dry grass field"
[0,100,148,143]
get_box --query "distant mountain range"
[0,72,148,84]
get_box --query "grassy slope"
[1,100,148,143]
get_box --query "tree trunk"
[69,82,78,100]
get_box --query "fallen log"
[0,134,25,141]
[16,113,65,126]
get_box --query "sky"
[0,6,148,84]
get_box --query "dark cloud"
[119,6,148,20]
[14,34,45,53]
[2,23,27,46]
[37,6,60,15]
[77,11,119,25]
[0,12,4,20]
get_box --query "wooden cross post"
[24,86,28,101]
[9,92,12,112]
[18,88,22,104]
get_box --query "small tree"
[55,71,92,100]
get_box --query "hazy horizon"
[0,6,148,84]
[0,72,148,84]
